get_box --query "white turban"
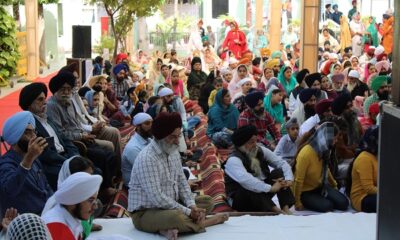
[133,71,144,81]
[54,172,102,205]
[374,45,385,56]
[133,113,152,126]
[329,53,338,59]
[158,87,174,97]
[236,77,252,88]
[229,58,239,64]
[2,111,36,145]
[220,66,231,75]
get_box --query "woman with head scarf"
[258,64,275,92]
[348,126,379,212]
[278,66,297,96]
[221,20,248,60]
[207,89,239,148]
[293,122,349,212]
[339,15,352,54]
[228,64,256,97]
[199,70,220,114]
[363,17,379,49]
[264,84,285,129]
[349,12,365,57]
[187,57,208,101]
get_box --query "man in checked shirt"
[128,112,228,239]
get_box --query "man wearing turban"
[0,111,53,217]
[237,91,281,150]
[46,70,120,193]
[128,112,228,239]
[224,125,295,214]
[291,88,318,126]
[122,113,153,186]
[42,172,102,240]
[111,63,131,100]
[363,75,390,115]
[19,82,80,190]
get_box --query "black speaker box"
[72,25,91,59]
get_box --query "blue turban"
[2,111,36,145]
[113,63,127,76]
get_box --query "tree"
[0,1,19,85]
[91,0,164,61]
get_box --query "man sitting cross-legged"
[224,125,295,214]
[128,112,228,240]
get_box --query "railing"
[149,31,191,49]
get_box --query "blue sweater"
[0,150,53,217]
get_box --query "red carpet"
[0,72,56,131]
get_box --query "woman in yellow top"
[293,122,349,212]
[348,126,378,212]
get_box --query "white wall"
[60,0,104,57]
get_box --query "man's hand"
[21,137,48,169]
[82,133,96,144]
[269,180,284,193]
[281,180,293,189]
[190,206,206,224]
[1,208,18,230]
[92,121,105,135]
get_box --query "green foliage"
[152,14,194,51]
[93,35,115,55]
[91,0,164,59]
[7,0,59,4]
[0,6,19,81]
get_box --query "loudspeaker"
[72,25,91,59]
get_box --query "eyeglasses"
[86,198,98,206]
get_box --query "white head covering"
[375,60,391,73]
[6,213,52,240]
[229,58,239,64]
[236,77,252,88]
[348,70,360,79]
[133,71,144,81]
[374,45,385,56]
[158,87,174,97]
[133,113,152,126]
[220,66,231,76]
[329,53,338,60]
[54,172,102,205]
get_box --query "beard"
[17,138,29,153]
[304,104,316,119]
[138,128,153,139]
[253,107,264,116]
[342,109,361,145]
[158,139,179,155]
[72,203,88,221]
[377,90,389,101]
[239,145,262,177]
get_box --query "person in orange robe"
[381,14,394,55]
[222,21,248,60]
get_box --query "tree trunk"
[107,10,118,63]
[12,1,21,31]
[137,17,149,53]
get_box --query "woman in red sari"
[222,21,248,60]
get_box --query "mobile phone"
[44,136,55,147]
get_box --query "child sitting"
[208,78,224,107]
[274,117,299,166]
[232,78,253,113]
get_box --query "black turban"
[332,93,353,115]
[232,125,258,147]
[49,70,76,94]
[304,73,322,88]
[19,82,48,110]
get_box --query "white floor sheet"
[88,212,376,240]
